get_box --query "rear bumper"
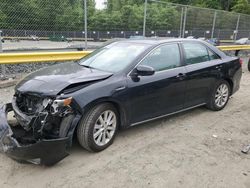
[0,103,69,166]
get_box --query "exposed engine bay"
[0,91,81,165]
[13,91,75,142]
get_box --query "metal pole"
[234,14,240,41]
[143,0,148,37]
[211,11,217,38]
[0,30,5,78]
[0,30,2,53]
[182,7,187,38]
[84,0,88,50]
[179,7,184,38]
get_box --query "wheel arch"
[223,77,234,95]
[81,98,129,130]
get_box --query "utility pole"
[182,7,187,38]
[84,0,87,50]
[211,11,217,38]
[143,0,148,37]
[0,30,2,53]
[0,30,5,78]
[179,7,184,38]
[234,14,240,41]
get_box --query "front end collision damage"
[0,64,114,166]
[0,96,81,165]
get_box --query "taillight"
[239,58,243,66]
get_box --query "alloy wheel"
[215,83,229,108]
[93,110,117,146]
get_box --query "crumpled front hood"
[16,62,113,96]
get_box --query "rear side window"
[208,49,220,60]
[140,43,181,71]
[183,43,209,65]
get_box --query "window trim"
[128,42,184,76]
[206,47,221,61]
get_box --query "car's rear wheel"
[77,103,118,152]
[248,58,250,72]
[206,80,230,111]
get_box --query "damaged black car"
[0,39,242,165]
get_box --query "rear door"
[181,42,222,107]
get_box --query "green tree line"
[0,0,249,31]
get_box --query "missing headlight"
[51,97,72,114]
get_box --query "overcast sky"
[95,0,106,10]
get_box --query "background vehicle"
[235,38,250,45]
[0,39,242,165]
[206,38,220,46]
[30,35,39,41]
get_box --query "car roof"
[116,38,226,58]
[119,38,207,46]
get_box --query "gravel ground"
[0,61,250,188]
[2,40,105,50]
[0,39,113,79]
[0,62,62,79]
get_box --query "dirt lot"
[0,62,250,188]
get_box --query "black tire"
[248,58,250,72]
[77,103,118,152]
[206,80,230,111]
[59,114,75,138]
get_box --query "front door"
[127,43,187,124]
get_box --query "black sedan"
[0,39,242,165]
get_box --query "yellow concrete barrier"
[217,45,250,51]
[0,45,249,65]
[220,40,234,43]
[0,51,91,64]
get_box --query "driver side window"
[140,43,181,72]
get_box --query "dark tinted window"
[183,43,209,65]
[141,43,181,71]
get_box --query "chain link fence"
[1,28,250,40]
[0,0,249,41]
[0,0,250,78]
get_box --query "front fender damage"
[0,104,73,166]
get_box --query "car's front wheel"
[206,80,230,111]
[77,103,118,152]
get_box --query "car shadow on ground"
[69,106,208,155]
[1,106,209,167]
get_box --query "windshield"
[79,42,150,73]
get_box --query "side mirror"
[135,65,155,76]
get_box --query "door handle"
[215,65,222,69]
[115,86,126,91]
[176,73,186,80]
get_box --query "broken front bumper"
[0,103,69,166]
